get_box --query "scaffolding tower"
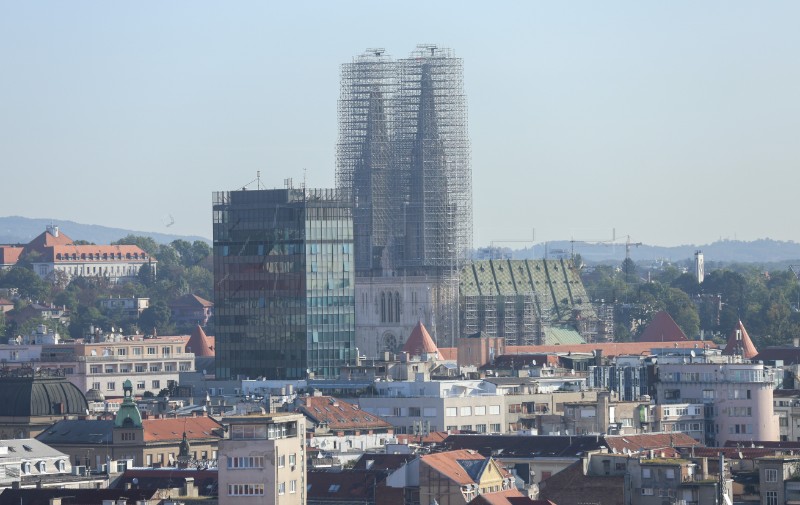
[336,49,398,275]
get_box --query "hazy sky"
[2,2,799,248]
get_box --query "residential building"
[218,412,306,505]
[170,293,214,328]
[98,296,150,318]
[419,450,519,505]
[653,351,779,446]
[37,380,224,469]
[773,390,800,442]
[0,331,195,397]
[757,456,800,505]
[295,395,394,461]
[0,438,104,491]
[213,187,356,380]
[0,225,156,283]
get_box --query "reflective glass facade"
[213,188,355,380]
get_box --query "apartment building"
[218,413,306,505]
[0,331,195,397]
[654,355,779,446]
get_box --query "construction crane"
[624,235,643,261]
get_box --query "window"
[117,348,127,356]
[289,453,297,466]
[135,365,146,373]
[278,482,286,495]
[278,454,285,467]
[92,382,101,390]
[641,488,653,496]
[642,468,651,478]
[105,366,115,374]
[490,424,501,433]
[460,406,472,416]
[489,405,500,415]
[765,468,779,482]
[147,347,156,355]
[228,484,265,496]
[133,347,142,355]
[137,381,146,389]
[476,424,487,433]
[409,407,421,417]
[445,407,457,417]
[290,480,297,493]
[107,382,116,391]
[152,380,160,389]
[460,425,473,431]
[228,456,265,469]
[665,468,675,479]
[766,491,778,505]
[90,366,102,374]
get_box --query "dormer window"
[21,462,31,474]
[37,461,47,473]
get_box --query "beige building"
[0,333,195,398]
[218,413,306,505]
[420,449,520,505]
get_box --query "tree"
[0,266,49,300]
[113,235,159,256]
[139,301,172,335]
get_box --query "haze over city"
[2,2,799,247]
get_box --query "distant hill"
[0,216,210,245]
[483,238,800,264]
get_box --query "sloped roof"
[604,432,701,454]
[403,321,442,359]
[0,488,160,505]
[638,311,688,342]
[297,396,392,431]
[307,470,378,502]
[543,326,586,345]
[142,416,223,443]
[352,453,416,471]
[171,293,214,308]
[723,320,758,359]
[443,434,605,458]
[508,340,715,357]
[0,246,24,266]
[468,489,528,505]
[755,347,800,365]
[186,325,215,357]
[24,229,75,254]
[421,449,489,486]
[37,419,114,445]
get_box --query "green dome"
[0,374,88,417]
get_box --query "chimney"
[595,349,603,366]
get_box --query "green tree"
[0,266,49,300]
[113,235,159,256]
[140,301,172,335]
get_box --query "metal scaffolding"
[336,45,472,276]
[336,48,398,275]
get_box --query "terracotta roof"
[638,311,688,342]
[723,320,758,359]
[397,430,466,445]
[297,396,392,431]
[508,340,715,357]
[142,416,223,443]
[403,321,442,359]
[421,449,502,486]
[439,347,457,360]
[48,244,153,263]
[468,489,528,505]
[171,293,214,308]
[186,325,215,357]
[604,433,701,454]
[0,246,23,266]
[25,229,75,252]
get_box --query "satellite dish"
[690,350,696,358]
[532,360,537,366]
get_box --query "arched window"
[394,292,401,323]
[21,462,31,474]
[387,291,394,323]
[380,293,386,323]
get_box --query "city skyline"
[2,2,800,247]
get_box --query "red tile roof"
[604,432,701,454]
[468,489,527,505]
[403,321,442,359]
[638,311,688,342]
[422,449,489,485]
[723,320,758,359]
[297,396,393,432]
[142,416,223,443]
[0,246,24,266]
[49,244,153,263]
[186,325,215,357]
[171,294,214,308]
[508,341,715,357]
[439,347,458,360]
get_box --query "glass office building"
[212,188,356,380]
